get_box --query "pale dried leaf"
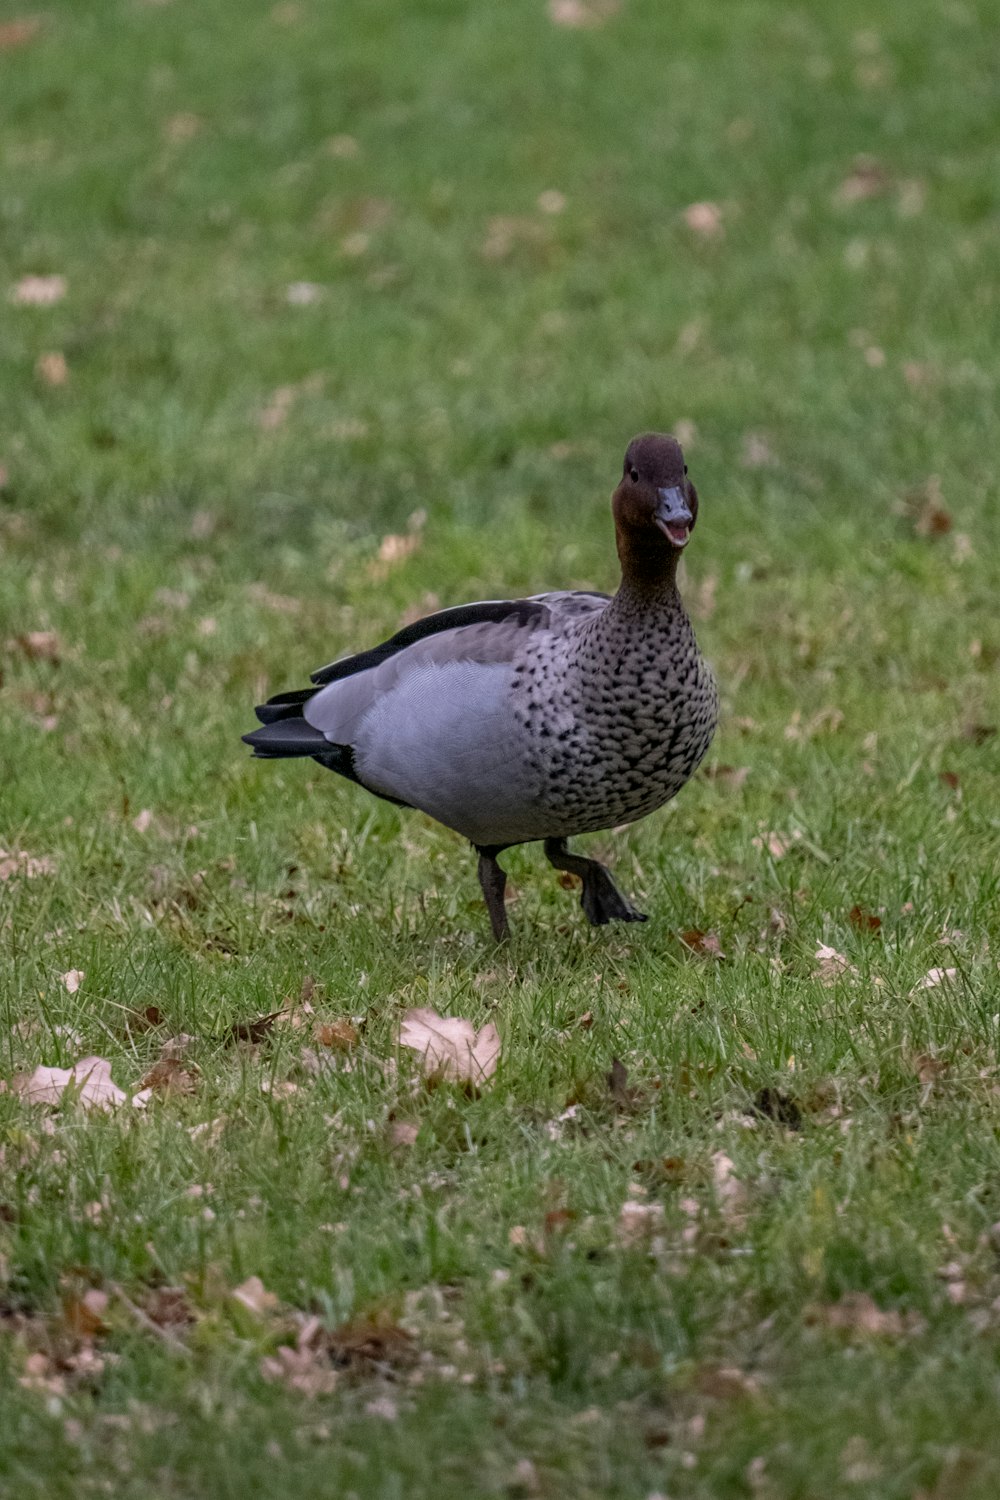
[683,201,723,237]
[36,351,68,386]
[14,1056,130,1111]
[399,1007,500,1086]
[913,967,958,991]
[615,1199,664,1247]
[808,1292,917,1338]
[814,943,856,984]
[230,1276,279,1320]
[58,968,84,994]
[10,274,66,306]
[548,0,620,27]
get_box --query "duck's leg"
[543,837,648,927]
[476,845,511,942]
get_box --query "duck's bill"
[654,486,693,548]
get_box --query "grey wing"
[303,602,551,844]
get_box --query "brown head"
[611,433,699,589]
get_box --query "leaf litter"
[398,1008,500,1087]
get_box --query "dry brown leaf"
[13,1056,132,1111]
[702,762,749,790]
[0,17,42,50]
[139,1056,201,1096]
[398,1007,500,1087]
[8,630,62,663]
[848,905,882,933]
[59,969,84,994]
[680,928,725,959]
[314,1019,359,1051]
[62,1286,109,1339]
[9,274,66,306]
[36,351,68,386]
[328,1317,415,1372]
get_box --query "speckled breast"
[515,607,719,836]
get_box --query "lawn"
[2,0,1000,1494]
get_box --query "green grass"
[2,0,1000,1494]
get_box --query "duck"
[243,433,718,941]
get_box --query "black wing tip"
[242,719,328,758]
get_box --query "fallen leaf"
[607,1056,637,1109]
[36,351,68,386]
[752,831,794,859]
[398,1007,500,1087]
[13,1056,131,1111]
[752,1087,802,1128]
[680,928,725,959]
[0,17,42,50]
[9,274,66,306]
[163,111,201,143]
[367,530,421,579]
[683,201,723,237]
[261,1342,339,1398]
[739,433,775,470]
[913,967,958,991]
[139,1056,200,1096]
[222,1009,285,1044]
[834,155,891,205]
[695,1364,761,1399]
[548,0,620,27]
[814,943,856,984]
[806,1292,919,1338]
[328,1317,415,1372]
[388,1120,419,1149]
[230,1276,279,1321]
[59,969,84,994]
[615,1199,664,1247]
[62,1286,109,1339]
[537,189,566,215]
[702,762,749,790]
[8,630,62,663]
[327,133,360,158]
[848,905,882,933]
[285,281,323,305]
[314,1019,359,1051]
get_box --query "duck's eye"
[683,464,688,474]
[629,467,639,483]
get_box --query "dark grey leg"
[476,846,510,942]
[543,837,648,927]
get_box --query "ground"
[2,0,1000,1495]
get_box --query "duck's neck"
[612,528,683,616]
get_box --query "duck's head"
[613,433,698,553]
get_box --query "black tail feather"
[242,718,329,758]
[254,687,317,725]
